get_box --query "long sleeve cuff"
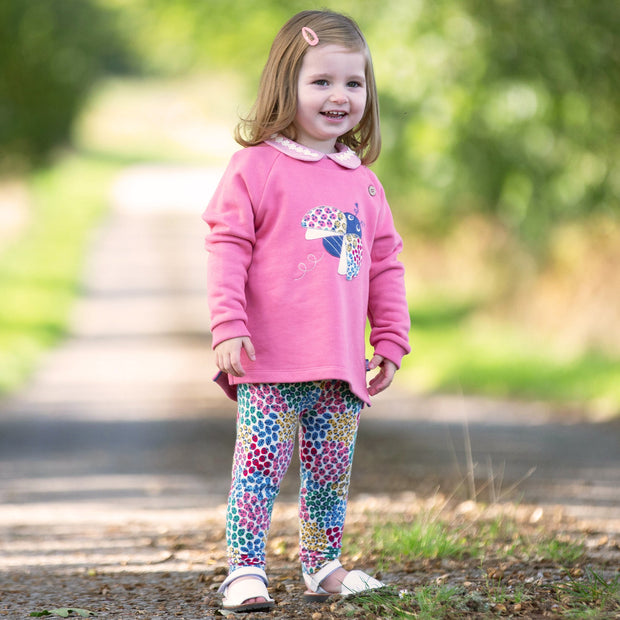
[211,319,251,349]
[373,339,411,369]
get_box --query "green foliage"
[0,0,133,169]
[98,0,298,75]
[369,0,620,247]
[101,0,620,247]
[4,0,618,242]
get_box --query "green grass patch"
[398,295,620,417]
[336,576,620,619]
[370,518,474,564]
[539,539,586,565]
[338,585,475,620]
[347,511,586,569]
[339,511,614,618]
[0,153,121,394]
[557,568,620,618]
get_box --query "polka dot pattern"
[225,380,362,575]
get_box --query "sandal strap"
[340,570,384,595]
[218,566,269,594]
[303,559,342,593]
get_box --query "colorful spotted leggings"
[226,380,363,576]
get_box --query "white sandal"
[303,559,385,602]
[219,566,275,613]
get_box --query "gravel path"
[1,166,618,618]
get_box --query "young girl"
[204,9,410,613]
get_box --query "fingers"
[242,337,256,362]
[215,348,243,377]
[214,337,255,377]
[368,373,390,396]
[368,358,397,396]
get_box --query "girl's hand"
[367,354,397,396]
[214,337,256,377]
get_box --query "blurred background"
[1,0,618,418]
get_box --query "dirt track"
[1,166,618,618]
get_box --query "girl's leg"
[225,383,298,571]
[297,380,363,577]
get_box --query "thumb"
[368,354,384,370]
[243,337,256,361]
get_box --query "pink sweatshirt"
[203,136,410,405]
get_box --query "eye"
[348,80,363,88]
[313,79,329,86]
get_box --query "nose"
[330,88,347,105]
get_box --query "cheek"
[353,94,368,121]
[360,93,370,121]
[296,89,318,116]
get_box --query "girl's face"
[294,44,367,153]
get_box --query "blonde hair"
[235,10,381,165]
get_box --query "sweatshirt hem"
[214,367,371,406]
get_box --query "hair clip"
[302,26,319,46]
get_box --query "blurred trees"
[0,0,133,170]
[98,0,620,247]
[96,0,296,76]
[370,0,619,248]
[2,0,618,247]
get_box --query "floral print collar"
[265,135,361,169]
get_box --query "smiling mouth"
[321,111,347,119]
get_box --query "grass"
[557,568,620,618]
[335,577,620,619]
[369,518,473,565]
[0,153,121,394]
[338,506,617,619]
[540,539,586,565]
[397,295,620,418]
[357,511,585,568]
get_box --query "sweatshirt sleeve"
[203,153,256,348]
[367,179,411,367]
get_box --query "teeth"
[323,111,345,118]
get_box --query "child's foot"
[228,576,269,605]
[317,567,349,593]
[219,568,275,613]
[303,559,384,601]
